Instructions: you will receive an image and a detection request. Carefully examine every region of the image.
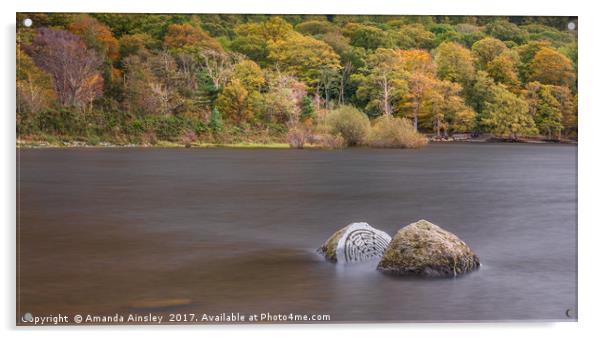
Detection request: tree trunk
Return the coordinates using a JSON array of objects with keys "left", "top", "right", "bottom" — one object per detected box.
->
[
  {"left": 383, "top": 75, "right": 390, "bottom": 116},
  {"left": 413, "top": 101, "right": 420, "bottom": 131}
]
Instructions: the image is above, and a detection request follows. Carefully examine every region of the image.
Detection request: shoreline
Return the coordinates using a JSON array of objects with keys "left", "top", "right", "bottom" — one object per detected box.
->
[{"left": 16, "top": 138, "right": 577, "bottom": 149}]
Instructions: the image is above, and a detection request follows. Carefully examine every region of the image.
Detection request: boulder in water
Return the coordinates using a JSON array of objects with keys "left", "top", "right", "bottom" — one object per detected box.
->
[
  {"left": 377, "top": 220, "right": 480, "bottom": 277},
  {"left": 318, "top": 222, "right": 391, "bottom": 263}
]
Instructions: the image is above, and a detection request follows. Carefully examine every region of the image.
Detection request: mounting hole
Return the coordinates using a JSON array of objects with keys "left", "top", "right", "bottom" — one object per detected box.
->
[
  {"left": 23, "top": 18, "right": 32, "bottom": 27},
  {"left": 567, "top": 22, "right": 576, "bottom": 30},
  {"left": 22, "top": 312, "right": 33, "bottom": 322}
]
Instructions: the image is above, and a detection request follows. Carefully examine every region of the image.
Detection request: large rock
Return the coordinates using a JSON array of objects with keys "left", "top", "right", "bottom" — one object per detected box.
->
[
  {"left": 317, "top": 222, "right": 391, "bottom": 263},
  {"left": 377, "top": 220, "right": 480, "bottom": 277}
]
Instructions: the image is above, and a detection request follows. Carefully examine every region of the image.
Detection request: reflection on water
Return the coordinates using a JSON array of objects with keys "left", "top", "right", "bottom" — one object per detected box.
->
[{"left": 17, "top": 144, "right": 577, "bottom": 322}]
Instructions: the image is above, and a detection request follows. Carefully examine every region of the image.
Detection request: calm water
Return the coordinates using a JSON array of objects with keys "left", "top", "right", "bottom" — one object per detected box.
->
[{"left": 17, "top": 144, "right": 577, "bottom": 323}]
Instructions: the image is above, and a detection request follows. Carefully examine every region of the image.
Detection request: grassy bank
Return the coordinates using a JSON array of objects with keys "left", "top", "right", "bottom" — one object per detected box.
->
[{"left": 16, "top": 139, "right": 327, "bottom": 149}]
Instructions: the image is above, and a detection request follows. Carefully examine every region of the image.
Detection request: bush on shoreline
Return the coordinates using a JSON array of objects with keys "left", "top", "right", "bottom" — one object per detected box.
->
[
  {"left": 324, "top": 105, "right": 371, "bottom": 146},
  {"left": 367, "top": 116, "right": 428, "bottom": 149}
]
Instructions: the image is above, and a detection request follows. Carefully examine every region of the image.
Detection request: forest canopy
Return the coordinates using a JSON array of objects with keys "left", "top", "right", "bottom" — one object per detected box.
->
[{"left": 16, "top": 14, "right": 578, "bottom": 147}]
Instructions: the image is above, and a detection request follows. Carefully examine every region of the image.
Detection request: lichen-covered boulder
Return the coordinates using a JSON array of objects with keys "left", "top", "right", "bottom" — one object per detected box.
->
[
  {"left": 317, "top": 222, "right": 391, "bottom": 263},
  {"left": 377, "top": 220, "right": 480, "bottom": 277}
]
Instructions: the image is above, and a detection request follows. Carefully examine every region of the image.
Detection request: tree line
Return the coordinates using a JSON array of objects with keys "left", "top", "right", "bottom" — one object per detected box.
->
[{"left": 16, "top": 13, "right": 578, "bottom": 146}]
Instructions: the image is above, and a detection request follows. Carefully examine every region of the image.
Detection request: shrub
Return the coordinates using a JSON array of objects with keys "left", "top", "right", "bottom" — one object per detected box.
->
[
  {"left": 324, "top": 105, "right": 370, "bottom": 146},
  {"left": 87, "top": 134, "right": 101, "bottom": 146},
  {"left": 209, "top": 107, "right": 223, "bottom": 131},
  {"left": 287, "top": 127, "right": 307, "bottom": 149},
  {"left": 317, "top": 133, "right": 345, "bottom": 150},
  {"left": 181, "top": 130, "right": 197, "bottom": 148},
  {"left": 140, "top": 131, "right": 157, "bottom": 146},
  {"left": 300, "top": 96, "right": 315, "bottom": 122},
  {"left": 367, "top": 116, "right": 428, "bottom": 148}
]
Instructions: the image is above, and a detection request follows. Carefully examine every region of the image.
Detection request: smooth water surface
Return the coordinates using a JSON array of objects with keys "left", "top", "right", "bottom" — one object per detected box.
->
[{"left": 17, "top": 144, "right": 577, "bottom": 322}]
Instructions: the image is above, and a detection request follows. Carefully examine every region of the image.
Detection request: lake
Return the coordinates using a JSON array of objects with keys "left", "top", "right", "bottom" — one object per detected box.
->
[{"left": 16, "top": 143, "right": 577, "bottom": 323}]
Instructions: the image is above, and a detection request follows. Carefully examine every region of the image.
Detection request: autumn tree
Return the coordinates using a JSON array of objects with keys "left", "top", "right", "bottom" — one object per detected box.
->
[
  {"left": 122, "top": 54, "right": 161, "bottom": 115},
  {"left": 68, "top": 15, "right": 123, "bottom": 100},
  {"left": 122, "top": 52, "right": 181, "bottom": 116},
  {"left": 258, "top": 74, "right": 307, "bottom": 124},
  {"left": 514, "top": 40, "right": 551, "bottom": 83},
  {"left": 17, "top": 49, "right": 56, "bottom": 132},
  {"left": 14, "top": 13, "right": 580, "bottom": 143},
  {"left": 119, "top": 33, "right": 154, "bottom": 59},
  {"left": 68, "top": 15, "right": 120, "bottom": 62},
  {"left": 164, "top": 23, "right": 223, "bottom": 52},
  {"left": 523, "top": 82, "right": 568, "bottom": 139},
  {"left": 215, "top": 79, "right": 250, "bottom": 124},
  {"left": 529, "top": 47, "right": 576, "bottom": 88},
  {"left": 195, "top": 49, "right": 242, "bottom": 91},
  {"left": 486, "top": 51, "right": 520, "bottom": 90},
  {"left": 398, "top": 49, "right": 436, "bottom": 130},
  {"left": 231, "top": 17, "right": 295, "bottom": 65},
  {"left": 420, "top": 80, "right": 475, "bottom": 136},
  {"left": 233, "top": 60, "right": 265, "bottom": 92},
  {"left": 268, "top": 34, "right": 341, "bottom": 92},
  {"left": 25, "top": 28, "right": 103, "bottom": 110},
  {"left": 550, "top": 85, "right": 577, "bottom": 136}
]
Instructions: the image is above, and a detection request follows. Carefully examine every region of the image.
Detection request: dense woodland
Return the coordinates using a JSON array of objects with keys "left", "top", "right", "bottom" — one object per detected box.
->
[{"left": 16, "top": 14, "right": 578, "bottom": 147}]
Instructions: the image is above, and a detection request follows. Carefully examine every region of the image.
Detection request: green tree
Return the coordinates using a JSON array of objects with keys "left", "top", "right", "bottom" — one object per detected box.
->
[
  {"left": 481, "top": 84, "right": 537, "bottom": 139},
  {"left": 353, "top": 48, "right": 408, "bottom": 117},
  {"left": 514, "top": 40, "right": 551, "bottom": 82},
  {"left": 296, "top": 20, "right": 338, "bottom": 36},
  {"left": 485, "top": 20, "right": 528, "bottom": 45},
  {"left": 393, "top": 24, "right": 435, "bottom": 50},
  {"left": 466, "top": 71, "right": 496, "bottom": 119},
  {"left": 343, "top": 23, "right": 392, "bottom": 50},
  {"left": 322, "top": 32, "right": 366, "bottom": 104},
  {"left": 434, "top": 42, "right": 475, "bottom": 85},
  {"left": 209, "top": 107, "right": 223, "bottom": 130},
  {"left": 471, "top": 37, "right": 507, "bottom": 69},
  {"left": 300, "top": 96, "right": 315, "bottom": 121}
]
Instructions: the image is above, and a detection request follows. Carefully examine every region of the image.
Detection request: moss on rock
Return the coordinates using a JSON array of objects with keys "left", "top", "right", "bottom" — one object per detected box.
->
[{"left": 377, "top": 219, "right": 480, "bottom": 277}]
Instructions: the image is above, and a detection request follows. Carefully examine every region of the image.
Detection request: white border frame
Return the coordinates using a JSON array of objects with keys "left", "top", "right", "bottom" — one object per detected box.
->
[{"left": 3, "top": 1, "right": 600, "bottom": 338}]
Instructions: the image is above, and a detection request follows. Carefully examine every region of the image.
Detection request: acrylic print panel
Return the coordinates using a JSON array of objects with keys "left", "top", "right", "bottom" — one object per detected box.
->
[{"left": 16, "top": 13, "right": 578, "bottom": 325}]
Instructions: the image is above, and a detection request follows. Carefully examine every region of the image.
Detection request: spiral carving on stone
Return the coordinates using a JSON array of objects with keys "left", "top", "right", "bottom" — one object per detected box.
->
[{"left": 335, "top": 222, "right": 392, "bottom": 263}]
